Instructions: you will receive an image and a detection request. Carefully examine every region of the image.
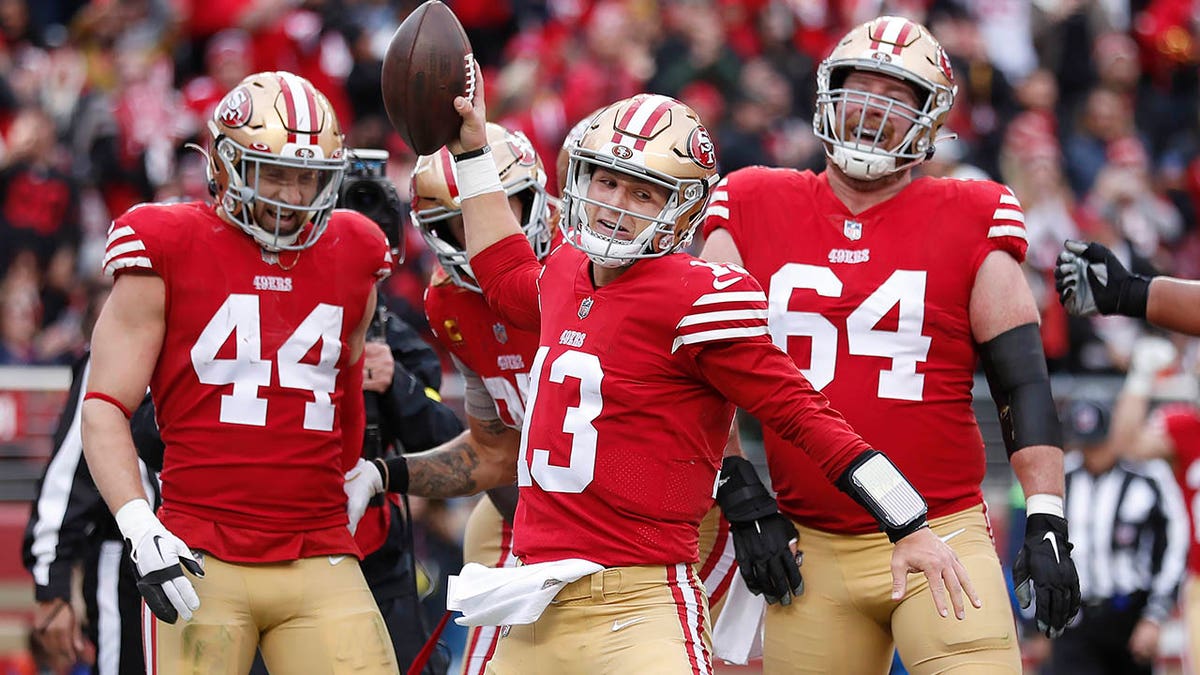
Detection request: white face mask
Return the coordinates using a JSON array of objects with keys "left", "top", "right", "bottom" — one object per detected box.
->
[{"left": 561, "top": 155, "right": 708, "bottom": 267}]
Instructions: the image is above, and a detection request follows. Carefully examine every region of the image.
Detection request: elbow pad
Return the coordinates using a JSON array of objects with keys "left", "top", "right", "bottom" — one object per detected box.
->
[
  {"left": 836, "top": 450, "right": 928, "bottom": 542},
  {"left": 978, "top": 323, "right": 1062, "bottom": 456}
]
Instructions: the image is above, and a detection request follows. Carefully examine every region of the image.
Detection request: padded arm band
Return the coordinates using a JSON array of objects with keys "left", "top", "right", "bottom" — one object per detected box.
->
[
  {"left": 977, "top": 322, "right": 1062, "bottom": 457},
  {"left": 836, "top": 450, "right": 928, "bottom": 543}
]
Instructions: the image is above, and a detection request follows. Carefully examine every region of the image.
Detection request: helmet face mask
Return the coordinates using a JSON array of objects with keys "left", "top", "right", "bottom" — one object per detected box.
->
[
  {"left": 410, "top": 124, "right": 553, "bottom": 291},
  {"left": 561, "top": 94, "right": 718, "bottom": 268},
  {"left": 207, "top": 72, "right": 347, "bottom": 252},
  {"left": 814, "top": 16, "right": 957, "bottom": 181}
]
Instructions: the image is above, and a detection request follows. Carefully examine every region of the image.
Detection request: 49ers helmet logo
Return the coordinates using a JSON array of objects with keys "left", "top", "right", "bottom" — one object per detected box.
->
[
  {"left": 935, "top": 46, "right": 954, "bottom": 84},
  {"left": 218, "top": 86, "right": 253, "bottom": 128},
  {"left": 506, "top": 130, "right": 537, "bottom": 166},
  {"left": 687, "top": 126, "right": 716, "bottom": 169}
]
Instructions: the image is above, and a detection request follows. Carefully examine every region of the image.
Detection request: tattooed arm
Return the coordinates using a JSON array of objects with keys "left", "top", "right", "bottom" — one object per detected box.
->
[{"left": 403, "top": 414, "right": 521, "bottom": 498}]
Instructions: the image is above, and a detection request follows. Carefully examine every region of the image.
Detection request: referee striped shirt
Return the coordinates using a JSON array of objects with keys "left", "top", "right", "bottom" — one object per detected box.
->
[
  {"left": 21, "top": 352, "right": 158, "bottom": 675},
  {"left": 1064, "top": 452, "right": 1189, "bottom": 621}
]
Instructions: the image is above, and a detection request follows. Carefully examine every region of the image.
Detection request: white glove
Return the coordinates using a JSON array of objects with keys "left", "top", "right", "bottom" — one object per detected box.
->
[
  {"left": 343, "top": 458, "right": 384, "bottom": 535},
  {"left": 115, "top": 499, "right": 203, "bottom": 624},
  {"left": 1125, "top": 336, "right": 1177, "bottom": 396}
]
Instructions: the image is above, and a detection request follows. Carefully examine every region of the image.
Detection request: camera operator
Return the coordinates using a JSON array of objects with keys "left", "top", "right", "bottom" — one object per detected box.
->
[{"left": 340, "top": 149, "right": 464, "bottom": 675}]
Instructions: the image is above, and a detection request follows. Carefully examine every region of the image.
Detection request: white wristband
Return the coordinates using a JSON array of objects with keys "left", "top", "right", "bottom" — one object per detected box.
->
[
  {"left": 1025, "top": 493, "right": 1064, "bottom": 519},
  {"left": 455, "top": 150, "right": 503, "bottom": 200},
  {"left": 114, "top": 498, "right": 158, "bottom": 544}
]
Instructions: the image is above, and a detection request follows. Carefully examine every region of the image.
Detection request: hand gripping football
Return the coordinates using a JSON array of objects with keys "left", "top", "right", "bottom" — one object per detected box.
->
[{"left": 381, "top": 0, "right": 476, "bottom": 155}]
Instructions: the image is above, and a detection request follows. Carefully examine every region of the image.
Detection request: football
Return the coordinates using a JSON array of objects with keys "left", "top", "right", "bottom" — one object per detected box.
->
[{"left": 381, "top": 0, "right": 475, "bottom": 156}]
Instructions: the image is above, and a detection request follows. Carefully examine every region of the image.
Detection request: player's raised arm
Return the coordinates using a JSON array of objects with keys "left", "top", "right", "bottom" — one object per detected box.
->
[{"left": 448, "top": 62, "right": 523, "bottom": 257}]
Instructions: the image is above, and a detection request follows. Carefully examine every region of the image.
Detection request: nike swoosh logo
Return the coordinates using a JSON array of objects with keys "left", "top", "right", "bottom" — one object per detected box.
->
[
  {"left": 611, "top": 617, "right": 647, "bottom": 632},
  {"left": 712, "top": 277, "right": 743, "bottom": 290},
  {"left": 1042, "top": 532, "right": 1061, "bottom": 564},
  {"left": 717, "top": 477, "right": 730, "bottom": 489},
  {"left": 329, "top": 555, "right": 348, "bottom": 566},
  {"left": 939, "top": 528, "right": 966, "bottom": 544}
]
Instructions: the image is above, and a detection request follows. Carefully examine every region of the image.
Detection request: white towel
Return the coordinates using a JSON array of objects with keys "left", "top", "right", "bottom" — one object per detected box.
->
[
  {"left": 447, "top": 558, "right": 604, "bottom": 627},
  {"left": 712, "top": 573, "right": 764, "bottom": 665}
]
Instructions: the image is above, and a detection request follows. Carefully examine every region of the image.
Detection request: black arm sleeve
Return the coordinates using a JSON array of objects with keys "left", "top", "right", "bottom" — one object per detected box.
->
[{"left": 978, "top": 323, "right": 1063, "bottom": 456}]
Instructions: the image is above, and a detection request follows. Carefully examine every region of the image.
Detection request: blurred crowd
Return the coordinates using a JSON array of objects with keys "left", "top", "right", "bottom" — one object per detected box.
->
[{"left": 2, "top": 0, "right": 1200, "bottom": 378}]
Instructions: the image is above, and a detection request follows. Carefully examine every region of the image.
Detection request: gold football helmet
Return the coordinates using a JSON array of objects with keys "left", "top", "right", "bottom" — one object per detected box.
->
[
  {"left": 410, "top": 123, "right": 553, "bottom": 292},
  {"left": 814, "top": 16, "right": 957, "bottom": 180},
  {"left": 562, "top": 94, "right": 718, "bottom": 267},
  {"left": 207, "top": 71, "right": 346, "bottom": 251}
]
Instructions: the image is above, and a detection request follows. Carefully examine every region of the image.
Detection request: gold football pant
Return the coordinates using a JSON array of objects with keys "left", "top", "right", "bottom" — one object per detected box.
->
[
  {"left": 485, "top": 564, "right": 714, "bottom": 675},
  {"left": 1184, "top": 574, "right": 1200, "bottom": 673},
  {"left": 763, "top": 505, "right": 1020, "bottom": 674},
  {"left": 145, "top": 553, "right": 398, "bottom": 675},
  {"left": 461, "top": 498, "right": 518, "bottom": 675},
  {"left": 696, "top": 505, "right": 736, "bottom": 622},
  {"left": 462, "top": 502, "right": 733, "bottom": 675}
]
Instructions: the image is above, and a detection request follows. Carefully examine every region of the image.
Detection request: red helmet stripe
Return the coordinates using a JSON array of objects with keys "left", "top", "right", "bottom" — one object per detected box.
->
[
  {"left": 618, "top": 97, "right": 643, "bottom": 129},
  {"left": 892, "top": 21, "right": 914, "bottom": 54},
  {"left": 277, "top": 73, "right": 299, "bottom": 145},
  {"left": 439, "top": 149, "right": 459, "bottom": 200},
  {"left": 869, "top": 17, "right": 889, "bottom": 50},
  {"left": 633, "top": 99, "right": 675, "bottom": 150},
  {"left": 300, "top": 81, "right": 319, "bottom": 145}
]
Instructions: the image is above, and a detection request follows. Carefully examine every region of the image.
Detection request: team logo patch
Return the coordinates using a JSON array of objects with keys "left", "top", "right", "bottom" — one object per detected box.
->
[
  {"left": 578, "top": 297, "right": 594, "bottom": 319},
  {"left": 687, "top": 126, "right": 716, "bottom": 169},
  {"left": 493, "top": 322, "right": 508, "bottom": 344},
  {"left": 507, "top": 130, "right": 537, "bottom": 166},
  {"left": 294, "top": 147, "right": 315, "bottom": 159},
  {"left": 936, "top": 46, "right": 954, "bottom": 84},
  {"left": 843, "top": 219, "right": 863, "bottom": 241},
  {"left": 218, "top": 86, "right": 252, "bottom": 128},
  {"left": 443, "top": 319, "right": 464, "bottom": 344},
  {"left": 612, "top": 145, "right": 633, "bottom": 160}
]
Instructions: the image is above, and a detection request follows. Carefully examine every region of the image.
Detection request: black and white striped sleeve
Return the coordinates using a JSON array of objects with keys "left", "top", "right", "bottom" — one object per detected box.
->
[
  {"left": 1144, "top": 459, "right": 1189, "bottom": 622},
  {"left": 21, "top": 354, "right": 159, "bottom": 602},
  {"left": 22, "top": 356, "right": 105, "bottom": 601}
]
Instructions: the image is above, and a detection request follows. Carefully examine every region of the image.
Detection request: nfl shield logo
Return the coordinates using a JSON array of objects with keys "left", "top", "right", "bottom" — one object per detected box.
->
[
  {"left": 578, "top": 297, "right": 594, "bottom": 319},
  {"left": 843, "top": 219, "right": 862, "bottom": 241},
  {"left": 493, "top": 322, "right": 508, "bottom": 344}
]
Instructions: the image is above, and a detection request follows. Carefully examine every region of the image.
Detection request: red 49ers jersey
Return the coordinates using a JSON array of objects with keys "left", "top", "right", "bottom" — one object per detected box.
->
[
  {"left": 103, "top": 202, "right": 391, "bottom": 562},
  {"left": 703, "top": 168, "right": 1028, "bottom": 534},
  {"left": 425, "top": 268, "right": 541, "bottom": 429},
  {"left": 1159, "top": 403, "right": 1200, "bottom": 575},
  {"left": 471, "top": 235, "right": 868, "bottom": 567}
]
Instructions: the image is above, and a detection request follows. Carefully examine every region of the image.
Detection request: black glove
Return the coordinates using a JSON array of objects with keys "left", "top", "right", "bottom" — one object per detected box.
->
[
  {"left": 1055, "top": 240, "right": 1151, "bottom": 318},
  {"left": 1013, "top": 513, "right": 1081, "bottom": 638},
  {"left": 715, "top": 456, "right": 803, "bottom": 605}
]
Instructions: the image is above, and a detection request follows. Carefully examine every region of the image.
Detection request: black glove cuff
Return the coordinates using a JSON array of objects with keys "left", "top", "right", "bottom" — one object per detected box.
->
[
  {"left": 381, "top": 455, "right": 410, "bottom": 493},
  {"left": 716, "top": 456, "right": 778, "bottom": 522},
  {"left": 1026, "top": 512, "right": 1070, "bottom": 540},
  {"left": 1118, "top": 274, "right": 1152, "bottom": 318}
]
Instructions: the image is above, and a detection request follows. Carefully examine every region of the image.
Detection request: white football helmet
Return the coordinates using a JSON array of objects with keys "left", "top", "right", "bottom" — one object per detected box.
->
[
  {"left": 814, "top": 16, "right": 957, "bottom": 180},
  {"left": 562, "top": 94, "right": 719, "bottom": 268},
  {"left": 410, "top": 123, "right": 553, "bottom": 292},
  {"left": 207, "top": 71, "right": 346, "bottom": 251}
]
